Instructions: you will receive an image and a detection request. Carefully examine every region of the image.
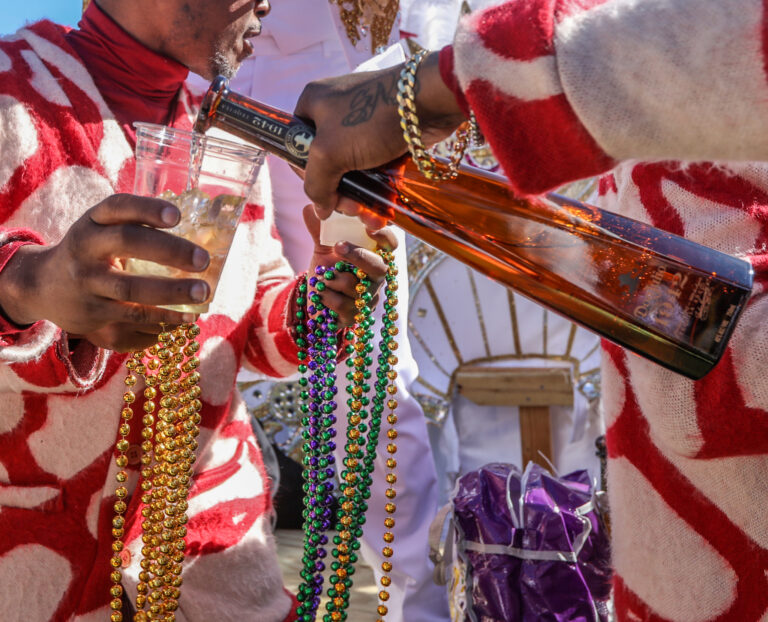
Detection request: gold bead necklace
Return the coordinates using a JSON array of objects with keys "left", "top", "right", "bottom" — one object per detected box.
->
[
  {"left": 377, "top": 250, "right": 399, "bottom": 621},
  {"left": 110, "top": 323, "right": 202, "bottom": 621}
]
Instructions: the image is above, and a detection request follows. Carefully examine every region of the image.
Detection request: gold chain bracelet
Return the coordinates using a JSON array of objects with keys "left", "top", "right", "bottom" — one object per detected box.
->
[{"left": 396, "top": 50, "right": 472, "bottom": 182}]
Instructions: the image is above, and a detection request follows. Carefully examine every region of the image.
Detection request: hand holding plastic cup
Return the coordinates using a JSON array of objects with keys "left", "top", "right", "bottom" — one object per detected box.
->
[{"left": 126, "top": 123, "right": 265, "bottom": 313}]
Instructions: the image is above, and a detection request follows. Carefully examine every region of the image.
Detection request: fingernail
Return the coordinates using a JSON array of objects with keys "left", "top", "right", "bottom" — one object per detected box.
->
[
  {"left": 182, "top": 313, "right": 197, "bottom": 323},
  {"left": 337, "top": 242, "right": 351, "bottom": 255},
  {"left": 192, "top": 248, "right": 210, "bottom": 270},
  {"left": 190, "top": 282, "right": 209, "bottom": 302},
  {"left": 161, "top": 206, "right": 179, "bottom": 226}
]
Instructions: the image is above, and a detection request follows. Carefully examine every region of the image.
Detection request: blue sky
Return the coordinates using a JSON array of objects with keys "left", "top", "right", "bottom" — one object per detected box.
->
[{"left": 1, "top": 1, "right": 81, "bottom": 35}]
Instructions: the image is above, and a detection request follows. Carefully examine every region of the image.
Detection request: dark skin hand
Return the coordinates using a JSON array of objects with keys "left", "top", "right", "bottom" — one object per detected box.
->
[
  {"left": 0, "top": 199, "right": 396, "bottom": 352},
  {"left": 0, "top": 0, "right": 400, "bottom": 352},
  {"left": 0, "top": 195, "right": 211, "bottom": 353},
  {"left": 303, "top": 204, "right": 397, "bottom": 326},
  {"left": 294, "top": 51, "right": 467, "bottom": 220},
  {"left": 0, "top": 0, "right": 281, "bottom": 354}
]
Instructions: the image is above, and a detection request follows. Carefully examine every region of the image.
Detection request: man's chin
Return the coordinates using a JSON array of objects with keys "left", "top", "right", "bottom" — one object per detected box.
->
[{"left": 208, "top": 52, "right": 239, "bottom": 80}]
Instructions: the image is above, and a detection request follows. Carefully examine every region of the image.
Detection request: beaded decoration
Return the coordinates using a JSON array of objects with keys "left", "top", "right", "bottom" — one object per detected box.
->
[
  {"left": 111, "top": 323, "right": 202, "bottom": 621},
  {"left": 330, "top": 0, "right": 399, "bottom": 54},
  {"left": 295, "top": 249, "right": 399, "bottom": 622}
]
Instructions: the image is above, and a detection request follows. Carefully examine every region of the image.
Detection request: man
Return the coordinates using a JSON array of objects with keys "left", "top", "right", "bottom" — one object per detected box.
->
[
  {"left": 219, "top": 2, "right": 451, "bottom": 620},
  {"left": 0, "top": 1, "right": 393, "bottom": 620},
  {"left": 292, "top": 0, "right": 768, "bottom": 620}
]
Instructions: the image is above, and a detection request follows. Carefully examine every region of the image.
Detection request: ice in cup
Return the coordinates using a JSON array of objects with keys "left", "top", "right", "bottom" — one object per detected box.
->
[{"left": 126, "top": 123, "right": 265, "bottom": 313}]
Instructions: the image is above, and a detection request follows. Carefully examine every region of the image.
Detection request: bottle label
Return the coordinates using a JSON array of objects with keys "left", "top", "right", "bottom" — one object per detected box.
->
[
  {"left": 215, "top": 99, "right": 314, "bottom": 164},
  {"left": 284, "top": 124, "right": 314, "bottom": 161},
  {"left": 628, "top": 262, "right": 737, "bottom": 356},
  {"left": 217, "top": 99, "right": 286, "bottom": 139}
]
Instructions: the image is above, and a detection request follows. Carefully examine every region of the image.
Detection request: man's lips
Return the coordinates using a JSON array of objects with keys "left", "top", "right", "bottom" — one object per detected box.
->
[
  {"left": 242, "top": 25, "right": 261, "bottom": 56},
  {"left": 244, "top": 25, "right": 262, "bottom": 40}
]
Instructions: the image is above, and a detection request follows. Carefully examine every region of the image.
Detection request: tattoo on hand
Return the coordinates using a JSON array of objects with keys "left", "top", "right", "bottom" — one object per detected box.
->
[{"left": 341, "top": 76, "right": 400, "bottom": 127}]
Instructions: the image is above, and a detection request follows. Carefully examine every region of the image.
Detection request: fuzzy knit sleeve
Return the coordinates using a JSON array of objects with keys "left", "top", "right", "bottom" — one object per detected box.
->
[
  {"left": 441, "top": 0, "right": 768, "bottom": 194},
  {"left": 0, "top": 230, "right": 44, "bottom": 336},
  {"left": 0, "top": 30, "right": 116, "bottom": 393},
  {"left": 241, "top": 266, "right": 303, "bottom": 379},
  {"left": 237, "top": 170, "right": 302, "bottom": 378}
]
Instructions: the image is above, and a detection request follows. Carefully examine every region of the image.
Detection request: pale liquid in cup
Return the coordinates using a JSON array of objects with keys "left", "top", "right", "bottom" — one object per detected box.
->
[
  {"left": 126, "top": 123, "right": 262, "bottom": 315},
  {"left": 126, "top": 188, "right": 245, "bottom": 314}
]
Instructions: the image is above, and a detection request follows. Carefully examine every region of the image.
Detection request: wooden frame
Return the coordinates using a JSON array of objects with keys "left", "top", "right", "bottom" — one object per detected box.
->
[{"left": 455, "top": 366, "right": 573, "bottom": 467}]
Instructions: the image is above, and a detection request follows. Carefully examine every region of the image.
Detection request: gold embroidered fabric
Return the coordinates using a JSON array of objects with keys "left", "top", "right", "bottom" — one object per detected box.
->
[{"left": 331, "top": 0, "right": 399, "bottom": 54}]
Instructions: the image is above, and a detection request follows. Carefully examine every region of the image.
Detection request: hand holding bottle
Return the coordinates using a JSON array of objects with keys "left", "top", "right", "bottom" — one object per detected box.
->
[
  {"left": 294, "top": 51, "right": 466, "bottom": 219},
  {"left": 197, "top": 76, "right": 754, "bottom": 379},
  {"left": 0, "top": 194, "right": 212, "bottom": 352}
]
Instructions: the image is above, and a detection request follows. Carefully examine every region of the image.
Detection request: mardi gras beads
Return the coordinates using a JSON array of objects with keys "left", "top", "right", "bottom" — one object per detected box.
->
[
  {"left": 296, "top": 270, "right": 340, "bottom": 620},
  {"left": 110, "top": 323, "right": 201, "bottom": 622},
  {"left": 374, "top": 250, "right": 399, "bottom": 620},
  {"left": 296, "top": 250, "right": 399, "bottom": 622},
  {"left": 325, "top": 266, "right": 376, "bottom": 622}
]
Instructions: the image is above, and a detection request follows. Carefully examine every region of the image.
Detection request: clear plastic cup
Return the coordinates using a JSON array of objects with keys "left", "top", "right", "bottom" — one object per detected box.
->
[{"left": 127, "top": 123, "right": 265, "bottom": 313}]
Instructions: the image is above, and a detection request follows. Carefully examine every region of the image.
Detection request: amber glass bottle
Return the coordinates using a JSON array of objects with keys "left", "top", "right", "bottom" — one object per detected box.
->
[{"left": 196, "top": 77, "right": 753, "bottom": 380}]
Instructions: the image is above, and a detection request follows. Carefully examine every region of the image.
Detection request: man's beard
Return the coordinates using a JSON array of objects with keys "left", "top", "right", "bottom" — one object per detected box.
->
[{"left": 209, "top": 50, "right": 237, "bottom": 79}]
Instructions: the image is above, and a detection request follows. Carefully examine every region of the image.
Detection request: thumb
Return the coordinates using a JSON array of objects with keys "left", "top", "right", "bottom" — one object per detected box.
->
[
  {"left": 302, "top": 203, "right": 325, "bottom": 246},
  {"left": 302, "top": 145, "right": 341, "bottom": 220}
]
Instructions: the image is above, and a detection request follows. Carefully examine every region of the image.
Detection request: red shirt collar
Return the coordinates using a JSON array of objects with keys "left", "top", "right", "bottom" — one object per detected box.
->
[{"left": 66, "top": 1, "right": 190, "bottom": 135}]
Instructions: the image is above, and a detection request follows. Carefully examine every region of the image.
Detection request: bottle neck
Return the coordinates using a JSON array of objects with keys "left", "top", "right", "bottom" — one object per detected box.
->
[{"left": 196, "top": 77, "right": 315, "bottom": 169}]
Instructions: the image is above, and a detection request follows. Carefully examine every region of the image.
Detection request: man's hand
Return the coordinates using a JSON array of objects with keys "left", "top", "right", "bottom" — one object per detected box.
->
[
  {"left": 303, "top": 205, "right": 397, "bottom": 328},
  {"left": 294, "top": 51, "right": 466, "bottom": 220},
  {"left": 0, "top": 194, "right": 213, "bottom": 352}
]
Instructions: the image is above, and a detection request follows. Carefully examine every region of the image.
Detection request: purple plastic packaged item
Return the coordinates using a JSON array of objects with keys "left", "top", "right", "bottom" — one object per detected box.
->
[{"left": 431, "top": 462, "right": 612, "bottom": 621}]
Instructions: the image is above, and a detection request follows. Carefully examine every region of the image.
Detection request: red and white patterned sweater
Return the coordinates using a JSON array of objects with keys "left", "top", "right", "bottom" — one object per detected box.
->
[
  {"left": 0, "top": 19, "right": 300, "bottom": 622},
  {"left": 441, "top": 0, "right": 768, "bottom": 620}
]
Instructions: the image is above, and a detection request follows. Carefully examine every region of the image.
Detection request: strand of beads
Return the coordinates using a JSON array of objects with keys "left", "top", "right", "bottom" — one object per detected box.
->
[
  {"left": 110, "top": 350, "right": 147, "bottom": 617},
  {"left": 296, "top": 269, "right": 340, "bottom": 621},
  {"left": 374, "top": 251, "right": 399, "bottom": 621},
  {"left": 325, "top": 265, "right": 376, "bottom": 622},
  {"left": 110, "top": 323, "right": 202, "bottom": 622},
  {"left": 295, "top": 250, "right": 399, "bottom": 622}
]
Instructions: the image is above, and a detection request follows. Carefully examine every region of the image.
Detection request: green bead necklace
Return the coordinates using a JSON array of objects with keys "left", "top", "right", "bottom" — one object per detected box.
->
[{"left": 295, "top": 250, "right": 400, "bottom": 622}]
